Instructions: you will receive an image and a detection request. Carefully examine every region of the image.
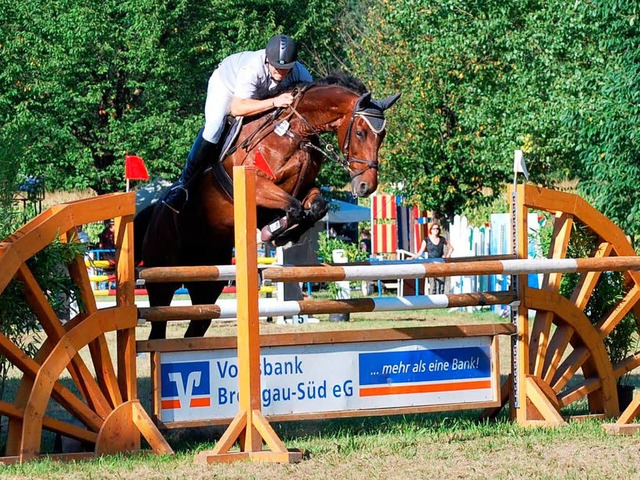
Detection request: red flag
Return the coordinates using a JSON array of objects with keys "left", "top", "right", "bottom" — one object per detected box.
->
[
  {"left": 125, "top": 155, "right": 149, "bottom": 181},
  {"left": 254, "top": 149, "right": 275, "bottom": 180}
]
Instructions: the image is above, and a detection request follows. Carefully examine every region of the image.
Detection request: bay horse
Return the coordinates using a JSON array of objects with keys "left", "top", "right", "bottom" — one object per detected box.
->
[{"left": 135, "top": 72, "right": 400, "bottom": 339}]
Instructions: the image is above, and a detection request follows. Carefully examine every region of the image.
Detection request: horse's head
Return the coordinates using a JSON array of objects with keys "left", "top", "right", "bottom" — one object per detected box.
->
[{"left": 338, "top": 91, "right": 401, "bottom": 197}]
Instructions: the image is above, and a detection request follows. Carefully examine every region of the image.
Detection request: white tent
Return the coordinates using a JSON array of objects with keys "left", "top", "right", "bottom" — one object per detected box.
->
[{"left": 321, "top": 199, "right": 370, "bottom": 224}]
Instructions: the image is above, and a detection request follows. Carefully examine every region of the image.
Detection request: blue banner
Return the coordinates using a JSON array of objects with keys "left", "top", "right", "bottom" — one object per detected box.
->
[{"left": 359, "top": 347, "right": 490, "bottom": 385}]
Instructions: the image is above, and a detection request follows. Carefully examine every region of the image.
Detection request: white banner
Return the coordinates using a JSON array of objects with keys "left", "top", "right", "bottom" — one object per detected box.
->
[{"left": 158, "top": 336, "right": 497, "bottom": 423}]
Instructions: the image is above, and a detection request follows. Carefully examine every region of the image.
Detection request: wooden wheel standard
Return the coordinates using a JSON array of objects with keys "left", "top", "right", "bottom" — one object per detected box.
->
[
  {"left": 514, "top": 185, "right": 640, "bottom": 429},
  {"left": 0, "top": 194, "right": 172, "bottom": 463}
]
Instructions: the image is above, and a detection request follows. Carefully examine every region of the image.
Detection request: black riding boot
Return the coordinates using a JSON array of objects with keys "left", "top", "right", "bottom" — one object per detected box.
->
[{"left": 163, "top": 129, "right": 219, "bottom": 213}]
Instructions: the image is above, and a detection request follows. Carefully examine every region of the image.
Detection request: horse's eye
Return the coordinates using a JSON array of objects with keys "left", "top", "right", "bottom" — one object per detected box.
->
[{"left": 356, "top": 129, "right": 366, "bottom": 139}]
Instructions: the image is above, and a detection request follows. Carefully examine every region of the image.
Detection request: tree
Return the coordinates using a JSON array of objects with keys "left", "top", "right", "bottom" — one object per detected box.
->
[
  {"left": 567, "top": 1, "right": 640, "bottom": 245},
  {"left": 344, "top": 0, "right": 601, "bottom": 221},
  {"left": 0, "top": 0, "right": 348, "bottom": 194}
]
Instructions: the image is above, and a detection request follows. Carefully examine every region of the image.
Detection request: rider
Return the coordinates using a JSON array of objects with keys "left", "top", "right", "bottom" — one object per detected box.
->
[{"left": 163, "top": 34, "right": 314, "bottom": 213}]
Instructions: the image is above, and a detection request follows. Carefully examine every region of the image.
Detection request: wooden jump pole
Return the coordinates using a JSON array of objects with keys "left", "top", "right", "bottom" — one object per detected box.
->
[
  {"left": 139, "top": 291, "right": 517, "bottom": 322},
  {"left": 261, "top": 256, "right": 640, "bottom": 283},
  {"left": 195, "top": 166, "right": 302, "bottom": 464}
]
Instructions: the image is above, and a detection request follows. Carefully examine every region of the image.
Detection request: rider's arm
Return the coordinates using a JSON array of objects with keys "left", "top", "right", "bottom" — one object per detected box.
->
[{"left": 229, "top": 94, "right": 291, "bottom": 117}]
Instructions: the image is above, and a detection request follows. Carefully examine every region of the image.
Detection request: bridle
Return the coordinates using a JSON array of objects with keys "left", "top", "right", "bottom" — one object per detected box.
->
[{"left": 284, "top": 87, "right": 384, "bottom": 179}]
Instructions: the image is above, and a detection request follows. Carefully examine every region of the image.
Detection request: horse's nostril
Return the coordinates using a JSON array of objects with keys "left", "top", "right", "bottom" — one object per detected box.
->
[{"left": 358, "top": 182, "right": 369, "bottom": 196}]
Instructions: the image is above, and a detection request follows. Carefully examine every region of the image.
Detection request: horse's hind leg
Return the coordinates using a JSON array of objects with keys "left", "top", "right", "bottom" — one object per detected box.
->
[
  {"left": 184, "top": 281, "right": 226, "bottom": 337},
  {"left": 147, "top": 283, "right": 179, "bottom": 340}
]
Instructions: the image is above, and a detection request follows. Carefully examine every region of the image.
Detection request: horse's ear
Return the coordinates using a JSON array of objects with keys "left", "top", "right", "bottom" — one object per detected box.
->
[
  {"left": 374, "top": 93, "right": 401, "bottom": 111},
  {"left": 355, "top": 92, "right": 372, "bottom": 111}
]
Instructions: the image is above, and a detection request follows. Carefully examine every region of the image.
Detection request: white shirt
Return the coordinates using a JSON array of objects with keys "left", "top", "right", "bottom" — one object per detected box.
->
[
  {"left": 202, "top": 49, "right": 312, "bottom": 143},
  {"left": 216, "top": 49, "right": 313, "bottom": 98}
]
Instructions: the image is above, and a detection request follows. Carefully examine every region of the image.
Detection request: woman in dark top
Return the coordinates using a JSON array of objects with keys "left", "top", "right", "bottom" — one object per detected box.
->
[{"left": 412, "top": 223, "right": 454, "bottom": 294}]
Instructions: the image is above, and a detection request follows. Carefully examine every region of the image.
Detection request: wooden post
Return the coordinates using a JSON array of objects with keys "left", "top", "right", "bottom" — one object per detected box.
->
[
  {"left": 195, "top": 166, "right": 302, "bottom": 464},
  {"left": 514, "top": 184, "right": 565, "bottom": 426}
]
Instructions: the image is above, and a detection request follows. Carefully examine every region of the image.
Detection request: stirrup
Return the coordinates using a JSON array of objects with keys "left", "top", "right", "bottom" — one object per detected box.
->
[{"left": 162, "top": 186, "right": 188, "bottom": 214}]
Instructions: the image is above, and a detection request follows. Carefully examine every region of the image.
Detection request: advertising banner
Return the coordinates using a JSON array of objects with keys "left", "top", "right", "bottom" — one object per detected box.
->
[{"left": 158, "top": 336, "right": 497, "bottom": 423}]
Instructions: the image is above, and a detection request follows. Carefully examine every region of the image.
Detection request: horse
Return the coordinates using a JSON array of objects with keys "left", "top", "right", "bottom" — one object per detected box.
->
[{"left": 135, "top": 72, "right": 400, "bottom": 340}]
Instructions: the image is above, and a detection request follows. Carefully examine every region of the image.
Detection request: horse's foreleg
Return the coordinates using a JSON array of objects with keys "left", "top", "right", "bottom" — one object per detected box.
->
[
  {"left": 254, "top": 178, "right": 305, "bottom": 241},
  {"left": 273, "top": 187, "right": 329, "bottom": 246}
]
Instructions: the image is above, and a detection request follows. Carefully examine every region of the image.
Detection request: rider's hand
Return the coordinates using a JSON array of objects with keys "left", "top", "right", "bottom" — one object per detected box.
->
[{"left": 272, "top": 93, "right": 294, "bottom": 108}]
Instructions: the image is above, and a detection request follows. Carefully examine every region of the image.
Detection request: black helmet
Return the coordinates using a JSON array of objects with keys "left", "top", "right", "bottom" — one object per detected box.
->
[{"left": 266, "top": 35, "right": 298, "bottom": 69}]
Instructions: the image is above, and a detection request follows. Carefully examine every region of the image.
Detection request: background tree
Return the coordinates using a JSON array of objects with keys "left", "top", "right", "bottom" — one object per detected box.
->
[
  {"left": 567, "top": 1, "right": 640, "bottom": 245},
  {"left": 344, "top": 0, "right": 604, "bottom": 222},
  {"left": 0, "top": 0, "right": 347, "bottom": 194}
]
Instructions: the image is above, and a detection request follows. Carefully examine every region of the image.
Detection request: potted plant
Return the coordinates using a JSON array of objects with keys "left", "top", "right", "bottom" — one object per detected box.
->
[{"left": 317, "top": 231, "right": 368, "bottom": 321}]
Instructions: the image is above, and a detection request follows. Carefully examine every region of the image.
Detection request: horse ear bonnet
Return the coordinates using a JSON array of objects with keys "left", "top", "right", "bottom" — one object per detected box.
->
[{"left": 354, "top": 92, "right": 401, "bottom": 134}]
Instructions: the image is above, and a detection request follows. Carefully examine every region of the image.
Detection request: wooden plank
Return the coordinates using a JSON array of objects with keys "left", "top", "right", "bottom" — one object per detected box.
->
[
  {"left": 16, "top": 264, "right": 114, "bottom": 418},
  {"left": 558, "top": 377, "right": 602, "bottom": 408},
  {"left": 550, "top": 347, "right": 589, "bottom": 393},
  {"left": 233, "top": 166, "right": 262, "bottom": 453},
  {"left": 530, "top": 213, "right": 574, "bottom": 376},
  {"left": 569, "top": 242, "right": 611, "bottom": 311},
  {"left": 527, "top": 375, "right": 562, "bottom": 412},
  {"left": 251, "top": 409, "right": 288, "bottom": 453},
  {"left": 20, "top": 307, "right": 137, "bottom": 462},
  {"left": 530, "top": 311, "right": 555, "bottom": 377},
  {"left": 131, "top": 400, "right": 173, "bottom": 455},
  {"left": 0, "top": 245, "right": 23, "bottom": 294},
  {"left": 137, "top": 324, "right": 516, "bottom": 353},
  {"left": 542, "top": 323, "right": 574, "bottom": 384},
  {"left": 527, "top": 288, "right": 618, "bottom": 416},
  {"left": 160, "top": 398, "right": 503, "bottom": 429},
  {"left": 151, "top": 352, "right": 161, "bottom": 421},
  {"left": 602, "top": 424, "right": 640, "bottom": 435},
  {"left": 0, "top": 400, "right": 97, "bottom": 444},
  {"left": 597, "top": 285, "right": 640, "bottom": 337},
  {"left": 616, "top": 391, "right": 640, "bottom": 425},
  {"left": 95, "top": 401, "right": 140, "bottom": 455},
  {"left": 0, "top": 332, "right": 103, "bottom": 432},
  {"left": 64, "top": 235, "right": 124, "bottom": 411},
  {"left": 613, "top": 352, "right": 640, "bottom": 382}
]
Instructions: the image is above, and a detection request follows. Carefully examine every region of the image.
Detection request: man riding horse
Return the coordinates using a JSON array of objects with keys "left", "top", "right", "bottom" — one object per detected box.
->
[{"left": 163, "top": 34, "right": 312, "bottom": 214}]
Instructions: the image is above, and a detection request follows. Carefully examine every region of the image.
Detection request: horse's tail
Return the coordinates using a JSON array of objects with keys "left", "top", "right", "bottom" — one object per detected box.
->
[{"left": 133, "top": 204, "right": 155, "bottom": 264}]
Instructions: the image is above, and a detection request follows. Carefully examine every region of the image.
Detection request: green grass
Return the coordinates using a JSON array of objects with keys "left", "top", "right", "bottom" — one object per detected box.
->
[
  {"left": 1, "top": 308, "right": 639, "bottom": 479},
  {"left": 1, "top": 415, "right": 639, "bottom": 479}
]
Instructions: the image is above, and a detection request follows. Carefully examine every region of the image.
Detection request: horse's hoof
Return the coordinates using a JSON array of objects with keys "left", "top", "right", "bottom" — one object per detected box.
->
[{"left": 260, "top": 216, "right": 288, "bottom": 242}]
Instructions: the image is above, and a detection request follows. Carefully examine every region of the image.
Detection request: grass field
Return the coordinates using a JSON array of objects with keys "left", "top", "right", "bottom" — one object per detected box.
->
[{"left": 1, "top": 308, "right": 639, "bottom": 479}]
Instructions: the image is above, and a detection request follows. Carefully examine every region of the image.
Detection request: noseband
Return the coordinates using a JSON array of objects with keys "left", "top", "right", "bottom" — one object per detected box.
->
[{"left": 340, "top": 110, "right": 385, "bottom": 179}]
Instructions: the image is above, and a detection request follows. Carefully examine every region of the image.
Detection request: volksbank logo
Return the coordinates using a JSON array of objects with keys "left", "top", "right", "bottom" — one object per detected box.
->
[{"left": 161, "top": 361, "right": 211, "bottom": 410}]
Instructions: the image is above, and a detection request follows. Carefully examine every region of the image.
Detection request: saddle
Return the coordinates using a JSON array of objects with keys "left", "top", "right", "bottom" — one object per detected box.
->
[{"left": 204, "top": 116, "right": 244, "bottom": 200}]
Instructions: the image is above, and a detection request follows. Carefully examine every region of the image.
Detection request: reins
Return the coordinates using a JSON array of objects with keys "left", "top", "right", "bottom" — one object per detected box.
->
[
  {"left": 214, "top": 83, "right": 384, "bottom": 201},
  {"left": 285, "top": 88, "right": 382, "bottom": 179}
]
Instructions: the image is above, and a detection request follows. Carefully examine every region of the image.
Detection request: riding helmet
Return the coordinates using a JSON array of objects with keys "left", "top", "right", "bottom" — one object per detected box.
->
[{"left": 266, "top": 35, "right": 298, "bottom": 69}]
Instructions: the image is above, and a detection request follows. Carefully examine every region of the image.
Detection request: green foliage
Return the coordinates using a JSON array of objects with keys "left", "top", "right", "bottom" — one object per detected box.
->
[
  {"left": 566, "top": 2, "right": 640, "bottom": 245},
  {"left": 317, "top": 231, "right": 368, "bottom": 264},
  {"left": 317, "top": 231, "right": 368, "bottom": 297},
  {"left": 343, "top": 0, "right": 638, "bottom": 227},
  {"left": 0, "top": 0, "right": 348, "bottom": 194},
  {"left": 0, "top": 131, "right": 87, "bottom": 412}
]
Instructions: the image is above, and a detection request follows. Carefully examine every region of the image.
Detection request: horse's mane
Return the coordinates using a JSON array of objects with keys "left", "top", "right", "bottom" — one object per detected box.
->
[
  {"left": 255, "top": 71, "right": 368, "bottom": 99},
  {"left": 313, "top": 71, "right": 368, "bottom": 94}
]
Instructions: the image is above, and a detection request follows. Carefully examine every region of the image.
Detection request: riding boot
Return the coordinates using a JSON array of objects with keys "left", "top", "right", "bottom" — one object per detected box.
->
[{"left": 163, "top": 129, "right": 219, "bottom": 213}]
